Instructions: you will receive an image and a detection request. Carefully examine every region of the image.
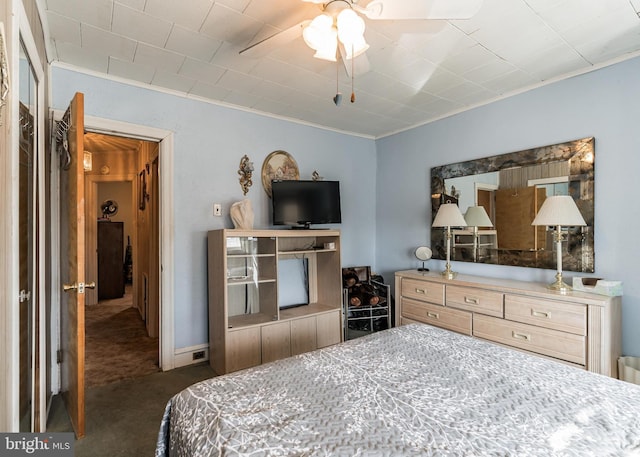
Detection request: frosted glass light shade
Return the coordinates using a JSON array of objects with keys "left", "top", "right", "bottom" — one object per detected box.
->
[
  {"left": 313, "top": 31, "right": 338, "bottom": 61},
  {"left": 303, "top": 9, "right": 369, "bottom": 62},
  {"left": 337, "top": 9, "right": 365, "bottom": 44},
  {"left": 531, "top": 195, "right": 586, "bottom": 226},
  {"left": 464, "top": 206, "right": 493, "bottom": 227},
  {"left": 433, "top": 203, "right": 467, "bottom": 228},
  {"left": 340, "top": 36, "right": 369, "bottom": 59},
  {"left": 303, "top": 14, "right": 334, "bottom": 51}
]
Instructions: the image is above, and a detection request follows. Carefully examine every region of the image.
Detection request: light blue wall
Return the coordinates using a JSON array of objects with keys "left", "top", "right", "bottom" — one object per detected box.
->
[
  {"left": 52, "top": 68, "right": 377, "bottom": 349},
  {"left": 53, "top": 54, "right": 640, "bottom": 357},
  {"left": 375, "top": 55, "right": 640, "bottom": 357}
]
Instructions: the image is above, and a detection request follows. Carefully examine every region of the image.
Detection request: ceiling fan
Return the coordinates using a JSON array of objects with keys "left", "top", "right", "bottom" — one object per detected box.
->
[{"left": 239, "top": 0, "right": 483, "bottom": 71}]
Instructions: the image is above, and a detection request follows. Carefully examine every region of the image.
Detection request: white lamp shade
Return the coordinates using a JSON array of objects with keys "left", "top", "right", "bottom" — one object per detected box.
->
[
  {"left": 303, "top": 14, "right": 334, "bottom": 51},
  {"left": 339, "top": 36, "right": 369, "bottom": 60},
  {"left": 337, "top": 9, "right": 365, "bottom": 44},
  {"left": 464, "top": 206, "right": 493, "bottom": 227},
  {"left": 312, "top": 31, "right": 338, "bottom": 61},
  {"left": 531, "top": 195, "right": 586, "bottom": 226},
  {"left": 432, "top": 203, "right": 467, "bottom": 228}
]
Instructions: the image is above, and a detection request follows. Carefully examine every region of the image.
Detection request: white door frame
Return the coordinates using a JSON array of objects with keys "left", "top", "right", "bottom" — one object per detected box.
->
[
  {"left": 50, "top": 113, "right": 175, "bottom": 392},
  {"left": 3, "top": 0, "right": 48, "bottom": 432}
]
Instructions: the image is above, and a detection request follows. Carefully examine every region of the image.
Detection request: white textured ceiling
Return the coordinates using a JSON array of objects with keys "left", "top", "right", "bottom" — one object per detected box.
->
[{"left": 42, "top": 0, "right": 640, "bottom": 138}]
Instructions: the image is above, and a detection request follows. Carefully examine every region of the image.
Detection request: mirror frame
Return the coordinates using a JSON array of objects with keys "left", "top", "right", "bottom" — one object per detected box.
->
[{"left": 430, "top": 137, "right": 595, "bottom": 273}]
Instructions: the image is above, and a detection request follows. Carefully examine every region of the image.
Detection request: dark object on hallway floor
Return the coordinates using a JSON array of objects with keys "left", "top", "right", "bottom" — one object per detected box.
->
[{"left": 47, "top": 363, "right": 214, "bottom": 457}]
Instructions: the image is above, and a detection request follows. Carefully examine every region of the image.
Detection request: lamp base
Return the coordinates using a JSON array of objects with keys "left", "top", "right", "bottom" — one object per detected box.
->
[
  {"left": 547, "top": 273, "right": 571, "bottom": 294},
  {"left": 441, "top": 268, "right": 457, "bottom": 280}
]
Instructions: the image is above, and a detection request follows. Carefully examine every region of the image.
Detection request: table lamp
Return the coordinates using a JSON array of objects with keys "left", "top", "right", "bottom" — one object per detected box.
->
[
  {"left": 531, "top": 195, "right": 586, "bottom": 293},
  {"left": 464, "top": 206, "right": 493, "bottom": 261},
  {"left": 432, "top": 203, "right": 467, "bottom": 279}
]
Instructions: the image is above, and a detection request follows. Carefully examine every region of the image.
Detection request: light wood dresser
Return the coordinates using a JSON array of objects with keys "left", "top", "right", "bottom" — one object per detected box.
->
[{"left": 395, "top": 270, "right": 621, "bottom": 377}]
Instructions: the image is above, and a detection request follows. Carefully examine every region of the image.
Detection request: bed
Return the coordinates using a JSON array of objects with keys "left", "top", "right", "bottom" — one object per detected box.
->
[{"left": 156, "top": 323, "right": 640, "bottom": 456}]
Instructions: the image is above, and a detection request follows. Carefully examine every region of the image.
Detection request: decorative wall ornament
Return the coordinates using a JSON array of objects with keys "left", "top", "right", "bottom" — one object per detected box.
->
[
  {"left": 238, "top": 154, "right": 254, "bottom": 196},
  {"left": 261, "top": 150, "right": 299, "bottom": 197},
  {"left": 83, "top": 151, "right": 93, "bottom": 171}
]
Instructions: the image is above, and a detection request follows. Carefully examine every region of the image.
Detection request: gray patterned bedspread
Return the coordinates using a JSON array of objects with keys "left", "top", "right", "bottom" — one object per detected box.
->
[{"left": 156, "top": 323, "right": 640, "bottom": 456}]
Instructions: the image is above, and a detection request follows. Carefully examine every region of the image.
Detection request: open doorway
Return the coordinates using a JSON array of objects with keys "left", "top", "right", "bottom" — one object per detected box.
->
[{"left": 83, "top": 132, "right": 161, "bottom": 387}]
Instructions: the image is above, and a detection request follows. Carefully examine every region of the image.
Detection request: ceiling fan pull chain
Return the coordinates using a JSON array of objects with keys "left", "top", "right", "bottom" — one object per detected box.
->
[
  {"left": 333, "top": 57, "right": 342, "bottom": 106},
  {"left": 351, "top": 44, "right": 356, "bottom": 103}
]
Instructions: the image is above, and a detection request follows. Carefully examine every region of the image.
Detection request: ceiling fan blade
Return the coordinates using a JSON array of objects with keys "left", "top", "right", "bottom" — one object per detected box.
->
[
  {"left": 356, "top": 0, "right": 483, "bottom": 20},
  {"left": 240, "top": 20, "right": 311, "bottom": 58},
  {"left": 339, "top": 45, "right": 371, "bottom": 78}
]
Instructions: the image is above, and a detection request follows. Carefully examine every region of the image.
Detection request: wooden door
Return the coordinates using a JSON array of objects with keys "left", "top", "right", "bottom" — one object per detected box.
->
[
  {"left": 261, "top": 321, "right": 291, "bottom": 363},
  {"left": 59, "top": 93, "right": 86, "bottom": 438},
  {"left": 290, "top": 316, "right": 316, "bottom": 356},
  {"left": 477, "top": 189, "right": 494, "bottom": 225},
  {"left": 495, "top": 187, "right": 546, "bottom": 251}
]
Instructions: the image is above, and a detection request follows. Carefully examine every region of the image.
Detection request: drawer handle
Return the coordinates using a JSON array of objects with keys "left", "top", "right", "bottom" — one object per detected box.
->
[
  {"left": 415, "top": 288, "right": 426, "bottom": 294},
  {"left": 531, "top": 310, "right": 550, "bottom": 318},
  {"left": 512, "top": 331, "right": 531, "bottom": 341},
  {"left": 426, "top": 311, "right": 439, "bottom": 319},
  {"left": 464, "top": 296, "right": 479, "bottom": 305}
]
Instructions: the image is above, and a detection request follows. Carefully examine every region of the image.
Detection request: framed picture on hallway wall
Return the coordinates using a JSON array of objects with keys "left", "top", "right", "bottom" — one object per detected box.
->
[{"left": 139, "top": 170, "right": 147, "bottom": 210}]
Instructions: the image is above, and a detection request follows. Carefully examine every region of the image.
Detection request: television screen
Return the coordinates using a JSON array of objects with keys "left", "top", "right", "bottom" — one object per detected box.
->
[{"left": 271, "top": 180, "right": 341, "bottom": 228}]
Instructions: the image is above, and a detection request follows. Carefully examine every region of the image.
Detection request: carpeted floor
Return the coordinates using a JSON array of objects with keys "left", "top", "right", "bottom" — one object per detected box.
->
[
  {"left": 48, "top": 287, "right": 216, "bottom": 455},
  {"left": 47, "top": 363, "right": 215, "bottom": 456},
  {"left": 85, "top": 287, "right": 160, "bottom": 387}
]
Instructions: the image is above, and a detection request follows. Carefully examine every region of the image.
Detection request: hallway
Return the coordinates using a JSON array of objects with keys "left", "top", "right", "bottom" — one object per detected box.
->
[{"left": 85, "top": 286, "right": 159, "bottom": 388}]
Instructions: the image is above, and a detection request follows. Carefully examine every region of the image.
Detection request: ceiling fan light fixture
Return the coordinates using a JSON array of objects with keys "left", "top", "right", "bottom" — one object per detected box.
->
[
  {"left": 340, "top": 36, "right": 369, "bottom": 60},
  {"left": 302, "top": 14, "right": 334, "bottom": 50},
  {"left": 337, "top": 9, "right": 365, "bottom": 44},
  {"left": 303, "top": 6, "right": 369, "bottom": 62},
  {"left": 313, "top": 38, "right": 338, "bottom": 61}
]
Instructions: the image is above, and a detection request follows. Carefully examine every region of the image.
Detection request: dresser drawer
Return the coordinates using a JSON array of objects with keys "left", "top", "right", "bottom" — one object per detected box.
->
[
  {"left": 447, "top": 285, "right": 504, "bottom": 318},
  {"left": 473, "top": 314, "right": 586, "bottom": 365},
  {"left": 401, "top": 278, "right": 445, "bottom": 305},
  {"left": 504, "top": 295, "right": 586, "bottom": 335},
  {"left": 402, "top": 298, "right": 471, "bottom": 335}
]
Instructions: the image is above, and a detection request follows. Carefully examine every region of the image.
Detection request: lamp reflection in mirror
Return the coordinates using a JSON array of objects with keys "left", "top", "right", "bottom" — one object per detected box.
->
[
  {"left": 464, "top": 206, "right": 493, "bottom": 261},
  {"left": 531, "top": 195, "right": 586, "bottom": 293},
  {"left": 432, "top": 203, "right": 467, "bottom": 279}
]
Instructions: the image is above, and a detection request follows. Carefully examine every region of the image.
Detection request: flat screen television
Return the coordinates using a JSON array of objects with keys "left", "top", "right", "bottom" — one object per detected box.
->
[{"left": 271, "top": 180, "right": 341, "bottom": 229}]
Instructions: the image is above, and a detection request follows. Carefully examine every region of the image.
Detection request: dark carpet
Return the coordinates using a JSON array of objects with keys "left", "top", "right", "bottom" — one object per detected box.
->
[
  {"left": 85, "top": 288, "right": 160, "bottom": 387},
  {"left": 47, "top": 363, "right": 215, "bottom": 456}
]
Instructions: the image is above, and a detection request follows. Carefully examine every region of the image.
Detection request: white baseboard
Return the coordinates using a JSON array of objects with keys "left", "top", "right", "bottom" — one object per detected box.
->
[{"left": 173, "top": 344, "right": 209, "bottom": 368}]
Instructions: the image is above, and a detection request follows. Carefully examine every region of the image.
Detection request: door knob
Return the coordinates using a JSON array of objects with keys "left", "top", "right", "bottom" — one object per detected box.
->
[{"left": 63, "top": 281, "right": 96, "bottom": 293}]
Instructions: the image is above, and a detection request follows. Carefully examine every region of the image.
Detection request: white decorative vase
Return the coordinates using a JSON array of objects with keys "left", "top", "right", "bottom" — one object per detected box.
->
[{"left": 230, "top": 199, "right": 254, "bottom": 229}]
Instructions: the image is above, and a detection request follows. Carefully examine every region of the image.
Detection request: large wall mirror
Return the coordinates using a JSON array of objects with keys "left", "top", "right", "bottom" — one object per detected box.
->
[{"left": 431, "top": 137, "right": 595, "bottom": 273}]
